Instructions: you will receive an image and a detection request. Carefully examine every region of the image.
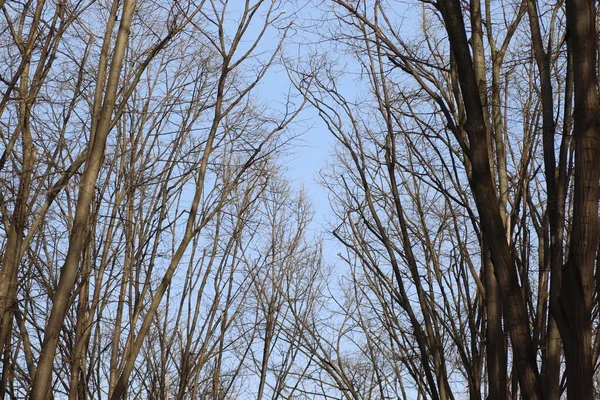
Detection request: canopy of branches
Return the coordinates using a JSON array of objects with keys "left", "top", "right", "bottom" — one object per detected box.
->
[{"left": 0, "top": 0, "right": 598, "bottom": 399}]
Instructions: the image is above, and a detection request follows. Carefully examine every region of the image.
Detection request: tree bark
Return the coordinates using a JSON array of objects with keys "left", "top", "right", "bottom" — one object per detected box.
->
[
  {"left": 30, "top": 2, "right": 136, "bottom": 398},
  {"left": 556, "top": 0, "right": 600, "bottom": 397},
  {"left": 436, "top": 0, "right": 542, "bottom": 398},
  {"left": 525, "top": 1, "right": 562, "bottom": 398},
  {"left": 484, "top": 247, "right": 507, "bottom": 400}
]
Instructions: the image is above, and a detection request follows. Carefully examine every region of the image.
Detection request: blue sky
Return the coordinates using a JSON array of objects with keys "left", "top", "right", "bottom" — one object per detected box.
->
[{"left": 235, "top": 2, "right": 340, "bottom": 256}]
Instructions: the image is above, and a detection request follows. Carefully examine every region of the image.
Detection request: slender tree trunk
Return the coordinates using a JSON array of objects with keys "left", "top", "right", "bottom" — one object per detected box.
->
[
  {"left": 30, "top": 2, "right": 136, "bottom": 398},
  {"left": 109, "top": 55, "right": 227, "bottom": 400},
  {"left": 0, "top": 2, "right": 49, "bottom": 393},
  {"left": 484, "top": 247, "right": 507, "bottom": 400},
  {"left": 525, "top": 1, "right": 563, "bottom": 398},
  {"left": 0, "top": 62, "right": 36, "bottom": 398},
  {"left": 472, "top": 2, "right": 508, "bottom": 396}
]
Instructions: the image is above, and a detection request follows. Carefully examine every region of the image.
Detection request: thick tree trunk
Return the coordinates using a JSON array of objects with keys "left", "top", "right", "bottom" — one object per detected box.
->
[
  {"left": 437, "top": 0, "right": 542, "bottom": 398},
  {"left": 556, "top": 0, "right": 600, "bottom": 398}
]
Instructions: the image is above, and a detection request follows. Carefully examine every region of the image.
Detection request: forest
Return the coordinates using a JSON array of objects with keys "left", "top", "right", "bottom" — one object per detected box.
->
[{"left": 0, "top": 0, "right": 598, "bottom": 399}]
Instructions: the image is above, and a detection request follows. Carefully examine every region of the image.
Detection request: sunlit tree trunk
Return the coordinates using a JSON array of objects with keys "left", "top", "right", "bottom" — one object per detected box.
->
[{"left": 30, "top": 2, "right": 137, "bottom": 397}]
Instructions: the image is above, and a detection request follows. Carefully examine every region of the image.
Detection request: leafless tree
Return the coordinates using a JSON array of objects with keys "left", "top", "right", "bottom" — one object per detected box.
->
[
  {"left": 291, "top": 0, "right": 599, "bottom": 398},
  {"left": 0, "top": 0, "right": 316, "bottom": 398},
  {"left": 3, "top": 0, "right": 597, "bottom": 399}
]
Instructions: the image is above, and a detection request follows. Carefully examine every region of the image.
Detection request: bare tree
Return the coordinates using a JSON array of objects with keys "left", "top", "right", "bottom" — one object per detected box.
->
[
  {"left": 3, "top": 0, "right": 597, "bottom": 399},
  {"left": 291, "top": 0, "right": 599, "bottom": 398},
  {"left": 0, "top": 0, "right": 313, "bottom": 398}
]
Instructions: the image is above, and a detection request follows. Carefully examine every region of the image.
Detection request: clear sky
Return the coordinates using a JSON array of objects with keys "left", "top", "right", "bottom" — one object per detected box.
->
[{"left": 243, "top": 2, "right": 340, "bottom": 256}]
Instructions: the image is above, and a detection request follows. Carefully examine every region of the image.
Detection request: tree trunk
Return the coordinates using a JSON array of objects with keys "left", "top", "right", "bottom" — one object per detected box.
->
[
  {"left": 484, "top": 247, "right": 507, "bottom": 400},
  {"left": 0, "top": 64, "right": 36, "bottom": 399},
  {"left": 437, "top": 0, "right": 542, "bottom": 397},
  {"left": 30, "top": 2, "right": 136, "bottom": 397},
  {"left": 556, "top": 0, "right": 600, "bottom": 398}
]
